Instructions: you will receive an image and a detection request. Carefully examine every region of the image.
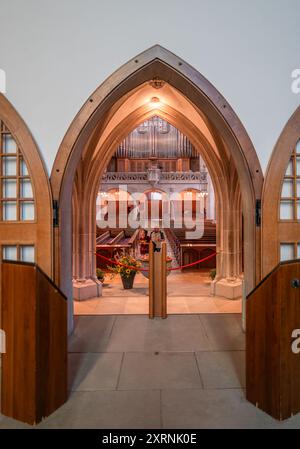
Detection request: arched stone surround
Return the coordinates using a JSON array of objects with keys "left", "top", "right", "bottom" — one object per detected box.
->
[
  {"left": 50, "top": 46, "right": 263, "bottom": 327},
  {"left": 72, "top": 105, "right": 242, "bottom": 298}
]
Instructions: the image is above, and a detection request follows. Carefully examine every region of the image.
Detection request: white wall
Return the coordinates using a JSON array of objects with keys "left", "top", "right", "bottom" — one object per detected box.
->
[{"left": 0, "top": 0, "right": 299, "bottom": 174}]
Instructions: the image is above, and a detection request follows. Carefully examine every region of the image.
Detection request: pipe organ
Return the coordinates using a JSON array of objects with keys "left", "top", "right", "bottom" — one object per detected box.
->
[{"left": 114, "top": 116, "right": 199, "bottom": 163}]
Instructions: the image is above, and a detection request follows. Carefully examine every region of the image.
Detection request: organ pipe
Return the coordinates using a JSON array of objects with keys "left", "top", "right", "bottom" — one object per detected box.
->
[{"left": 115, "top": 116, "right": 199, "bottom": 159}]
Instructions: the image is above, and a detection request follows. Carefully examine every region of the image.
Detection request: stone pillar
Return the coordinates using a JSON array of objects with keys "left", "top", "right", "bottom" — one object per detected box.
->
[
  {"left": 207, "top": 174, "right": 215, "bottom": 220},
  {"left": 211, "top": 189, "right": 242, "bottom": 299},
  {"left": 72, "top": 174, "right": 102, "bottom": 301}
]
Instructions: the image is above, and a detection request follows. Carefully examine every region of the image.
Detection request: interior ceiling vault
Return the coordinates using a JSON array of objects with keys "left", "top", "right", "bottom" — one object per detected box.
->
[
  {"left": 82, "top": 82, "right": 224, "bottom": 164},
  {"left": 72, "top": 83, "right": 242, "bottom": 237}
]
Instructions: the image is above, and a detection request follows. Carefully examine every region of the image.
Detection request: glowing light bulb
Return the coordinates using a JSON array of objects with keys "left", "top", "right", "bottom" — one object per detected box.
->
[{"left": 150, "top": 96, "right": 161, "bottom": 107}]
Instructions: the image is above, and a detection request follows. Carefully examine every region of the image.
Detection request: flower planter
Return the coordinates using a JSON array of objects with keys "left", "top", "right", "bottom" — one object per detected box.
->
[{"left": 121, "top": 271, "right": 136, "bottom": 289}]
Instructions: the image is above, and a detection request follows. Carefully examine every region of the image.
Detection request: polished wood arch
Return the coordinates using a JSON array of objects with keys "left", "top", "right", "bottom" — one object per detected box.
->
[
  {"left": 0, "top": 94, "right": 52, "bottom": 276},
  {"left": 51, "top": 45, "right": 263, "bottom": 307},
  {"left": 262, "top": 106, "right": 300, "bottom": 277}
]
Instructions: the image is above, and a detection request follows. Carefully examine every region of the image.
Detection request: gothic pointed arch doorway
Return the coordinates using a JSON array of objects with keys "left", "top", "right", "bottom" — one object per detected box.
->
[{"left": 51, "top": 45, "right": 263, "bottom": 328}]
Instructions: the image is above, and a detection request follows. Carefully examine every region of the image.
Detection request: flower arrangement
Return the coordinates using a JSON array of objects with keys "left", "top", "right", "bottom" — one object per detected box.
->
[{"left": 108, "top": 251, "right": 140, "bottom": 279}]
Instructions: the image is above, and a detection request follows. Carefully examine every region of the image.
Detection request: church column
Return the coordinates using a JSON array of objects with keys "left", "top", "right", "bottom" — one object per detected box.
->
[
  {"left": 72, "top": 168, "right": 102, "bottom": 300},
  {"left": 211, "top": 180, "right": 242, "bottom": 299},
  {"left": 206, "top": 174, "right": 215, "bottom": 220}
]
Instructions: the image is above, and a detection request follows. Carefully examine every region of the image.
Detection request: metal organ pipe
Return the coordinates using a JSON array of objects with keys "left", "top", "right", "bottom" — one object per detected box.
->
[{"left": 114, "top": 116, "right": 201, "bottom": 160}]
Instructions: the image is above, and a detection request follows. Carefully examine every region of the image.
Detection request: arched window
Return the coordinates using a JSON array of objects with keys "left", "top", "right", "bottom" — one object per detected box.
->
[
  {"left": 279, "top": 139, "right": 300, "bottom": 262},
  {"left": 0, "top": 94, "right": 52, "bottom": 275},
  {"left": 1, "top": 120, "right": 35, "bottom": 223},
  {"left": 262, "top": 107, "right": 300, "bottom": 275},
  {"left": 279, "top": 140, "right": 300, "bottom": 221}
]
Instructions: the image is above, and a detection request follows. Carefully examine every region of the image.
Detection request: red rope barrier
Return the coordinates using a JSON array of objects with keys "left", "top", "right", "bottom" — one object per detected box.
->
[
  {"left": 168, "top": 251, "right": 216, "bottom": 270},
  {"left": 95, "top": 251, "right": 216, "bottom": 272},
  {"left": 95, "top": 253, "right": 149, "bottom": 271}
]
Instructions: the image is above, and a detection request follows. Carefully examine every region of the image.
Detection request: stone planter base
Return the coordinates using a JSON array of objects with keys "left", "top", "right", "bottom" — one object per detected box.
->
[
  {"left": 73, "top": 278, "right": 102, "bottom": 300},
  {"left": 211, "top": 278, "right": 242, "bottom": 299}
]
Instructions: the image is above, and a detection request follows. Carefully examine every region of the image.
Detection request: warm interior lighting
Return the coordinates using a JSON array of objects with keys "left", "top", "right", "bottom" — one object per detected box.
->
[{"left": 150, "top": 96, "right": 161, "bottom": 107}]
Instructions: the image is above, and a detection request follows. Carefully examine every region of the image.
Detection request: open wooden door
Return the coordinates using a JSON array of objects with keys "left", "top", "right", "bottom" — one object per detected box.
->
[
  {"left": 246, "top": 259, "right": 300, "bottom": 420},
  {"left": 1, "top": 261, "right": 68, "bottom": 425}
]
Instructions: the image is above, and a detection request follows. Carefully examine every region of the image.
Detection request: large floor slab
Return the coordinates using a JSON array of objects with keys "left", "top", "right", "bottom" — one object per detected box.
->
[
  {"left": 199, "top": 314, "right": 245, "bottom": 350},
  {"left": 74, "top": 296, "right": 242, "bottom": 315},
  {"left": 74, "top": 271, "right": 242, "bottom": 315},
  {"left": 118, "top": 352, "right": 203, "bottom": 390},
  {"left": 196, "top": 351, "right": 245, "bottom": 389},
  {"left": 68, "top": 315, "right": 116, "bottom": 352},
  {"left": 0, "top": 390, "right": 161, "bottom": 429},
  {"left": 106, "top": 315, "right": 212, "bottom": 352},
  {"left": 161, "top": 389, "right": 300, "bottom": 429},
  {"left": 4, "top": 313, "right": 297, "bottom": 429},
  {"left": 69, "top": 352, "right": 123, "bottom": 391}
]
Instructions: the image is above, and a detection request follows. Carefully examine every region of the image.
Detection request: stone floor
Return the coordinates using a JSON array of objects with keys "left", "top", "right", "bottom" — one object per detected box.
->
[
  {"left": 1, "top": 314, "right": 300, "bottom": 428},
  {"left": 74, "top": 271, "right": 242, "bottom": 315}
]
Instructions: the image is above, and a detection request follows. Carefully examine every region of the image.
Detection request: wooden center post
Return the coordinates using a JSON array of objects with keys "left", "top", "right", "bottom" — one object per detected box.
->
[{"left": 149, "top": 241, "right": 167, "bottom": 319}]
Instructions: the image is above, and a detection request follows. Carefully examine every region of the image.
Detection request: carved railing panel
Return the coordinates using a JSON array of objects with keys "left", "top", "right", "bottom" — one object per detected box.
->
[{"left": 102, "top": 171, "right": 208, "bottom": 186}]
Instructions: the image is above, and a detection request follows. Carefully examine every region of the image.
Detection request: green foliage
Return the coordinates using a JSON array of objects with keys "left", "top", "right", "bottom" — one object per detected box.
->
[
  {"left": 209, "top": 268, "right": 216, "bottom": 280},
  {"left": 108, "top": 251, "right": 140, "bottom": 278},
  {"left": 96, "top": 268, "right": 105, "bottom": 282}
]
